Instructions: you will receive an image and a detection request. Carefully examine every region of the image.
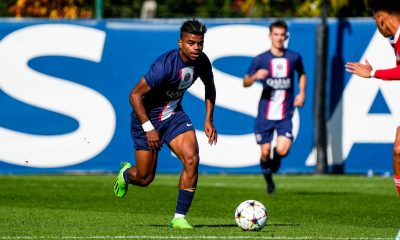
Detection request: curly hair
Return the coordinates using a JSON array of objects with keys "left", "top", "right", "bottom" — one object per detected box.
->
[
  {"left": 180, "top": 18, "right": 207, "bottom": 37},
  {"left": 367, "top": 0, "right": 400, "bottom": 14},
  {"left": 269, "top": 20, "right": 288, "bottom": 33}
]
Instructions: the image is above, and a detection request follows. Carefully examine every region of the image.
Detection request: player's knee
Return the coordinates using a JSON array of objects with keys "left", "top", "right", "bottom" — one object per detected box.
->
[
  {"left": 183, "top": 153, "right": 199, "bottom": 174},
  {"left": 186, "top": 154, "right": 200, "bottom": 169},
  {"left": 393, "top": 144, "right": 400, "bottom": 159},
  {"left": 275, "top": 147, "right": 289, "bottom": 157},
  {"left": 260, "top": 152, "right": 270, "bottom": 161}
]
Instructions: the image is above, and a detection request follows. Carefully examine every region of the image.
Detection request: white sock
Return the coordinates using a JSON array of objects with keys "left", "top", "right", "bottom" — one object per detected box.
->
[{"left": 174, "top": 213, "right": 185, "bottom": 219}]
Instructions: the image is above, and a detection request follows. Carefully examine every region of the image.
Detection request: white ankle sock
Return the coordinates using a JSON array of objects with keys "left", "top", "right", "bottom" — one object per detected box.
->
[{"left": 174, "top": 213, "right": 185, "bottom": 219}]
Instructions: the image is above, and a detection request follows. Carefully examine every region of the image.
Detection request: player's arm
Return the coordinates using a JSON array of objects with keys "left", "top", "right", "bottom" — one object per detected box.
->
[
  {"left": 294, "top": 73, "right": 306, "bottom": 107},
  {"left": 201, "top": 76, "right": 217, "bottom": 145},
  {"left": 129, "top": 77, "right": 161, "bottom": 151},
  {"left": 346, "top": 59, "right": 400, "bottom": 80},
  {"left": 243, "top": 69, "right": 269, "bottom": 87},
  {"left": 374, "top": 66, "right": 400, "bottom": 80}
]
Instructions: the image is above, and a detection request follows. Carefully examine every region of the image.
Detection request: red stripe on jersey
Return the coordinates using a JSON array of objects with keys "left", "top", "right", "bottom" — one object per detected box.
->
[
  {"left": 158, "top": 104, "right": 168, "bottom": 122},
  {"left": 269, "top": 60, "right": 274, "bottom": 77},
  {"left": 265, "top": 60, "right": 273, "bottom": 120},
  {"left": 265, "top": 91, "right": 272, "bottom": 119},
  {"left": 282, "top": 90, "right": 288, "bottom": 119},
  {"left": 395, "top": 175, "right": 400, "bottom": 194},
  {"left": 286, "top": 58, "right": 290, "bottom": 77}
]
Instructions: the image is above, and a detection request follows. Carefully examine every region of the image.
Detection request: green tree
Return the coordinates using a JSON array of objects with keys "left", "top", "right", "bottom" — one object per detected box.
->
[{"left": 0, "top": 0, "right": 370, "bottom": 18}]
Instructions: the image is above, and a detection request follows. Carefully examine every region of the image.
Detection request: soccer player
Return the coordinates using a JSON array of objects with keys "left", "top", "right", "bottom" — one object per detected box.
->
[
  {"left": 114, "top": 19, "right": 217, "bottom": 228},
  {"left": 345, "top": 0, "right": 400, "bottom": 195},
  {"left": 243, "top": 20, "right": 306, "bottom": 194}
]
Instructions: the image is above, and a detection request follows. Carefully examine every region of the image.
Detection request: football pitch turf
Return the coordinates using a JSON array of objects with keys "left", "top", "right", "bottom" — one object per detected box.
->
[{"left": 0, "top": 174, "right": 398, "bottom": 239}]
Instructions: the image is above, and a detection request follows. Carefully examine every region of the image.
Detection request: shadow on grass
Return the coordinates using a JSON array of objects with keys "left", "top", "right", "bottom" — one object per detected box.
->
[
  {"left": 194, "top": 224, "right": 238, "bottom": 228},
  {"left": 292, "top": 191, "right": 352, "bottom": 196},
  {"left": 149, "top": 223, "right": 299, "bottom": 228},
  {"left": 268, "top": 223, "right": 300, "bottom": 227},
  {"left": 149, "top": 224, "right": 238, "bottom": 228}
]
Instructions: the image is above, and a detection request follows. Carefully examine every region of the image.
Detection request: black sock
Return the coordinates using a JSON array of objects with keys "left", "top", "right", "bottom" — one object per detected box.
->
[
  {"left": 260, "top": 159, "right": 273, "bottom": 184},
  {"left": 175, "top": 188, "right": 195, "bottom": 216},
  {"left": 272, "top": 148, "right": 282, "bottom": 173}
]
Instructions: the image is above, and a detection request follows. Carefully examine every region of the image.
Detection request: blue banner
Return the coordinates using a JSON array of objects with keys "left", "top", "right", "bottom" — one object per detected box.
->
[{"left": 0, "top": 18, "right": 396, "bottom": 174}]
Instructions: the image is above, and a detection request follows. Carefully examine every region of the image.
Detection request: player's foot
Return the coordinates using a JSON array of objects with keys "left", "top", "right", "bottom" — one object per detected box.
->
[
  {"left": 169, "top": 218, "right": 193, "bottom": 229},
  {"left": 267, "top": 182, "right": 275, "bottom": 194},
  {"left": 114, "top": 162, "right": 131, "bottom": 198}
]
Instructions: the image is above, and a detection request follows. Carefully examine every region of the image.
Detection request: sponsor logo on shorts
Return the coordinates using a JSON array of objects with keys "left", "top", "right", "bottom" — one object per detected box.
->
[
  {"left": 255, "top": 134, "right": 262, "bottom": 142},
  {"left": 186, "top": 123, "right": 192, "bottom": 127}
]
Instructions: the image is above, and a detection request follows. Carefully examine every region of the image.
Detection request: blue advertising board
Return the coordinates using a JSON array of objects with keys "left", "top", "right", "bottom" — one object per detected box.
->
[{"left": 0, "top": 18, "right": 397, "bottom": 174}]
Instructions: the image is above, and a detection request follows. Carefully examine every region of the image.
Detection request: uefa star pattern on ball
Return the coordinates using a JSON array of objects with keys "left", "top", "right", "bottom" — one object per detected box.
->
[{"left": 235, "top": 200, "right": 268, "bottom": 231}]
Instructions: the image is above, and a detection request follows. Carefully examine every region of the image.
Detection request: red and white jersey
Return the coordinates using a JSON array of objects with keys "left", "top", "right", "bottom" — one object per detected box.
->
[{"left": 374, "top": 27, "right": 400, "bottom": 80}]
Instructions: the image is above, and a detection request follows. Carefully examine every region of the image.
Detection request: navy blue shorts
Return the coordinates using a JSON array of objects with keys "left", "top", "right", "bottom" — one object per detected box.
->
[
  {"left": 131, "top": 111, "right": 194, "bottom": 151},
  {"left": 254, "top": 118, "right": 293, "bottom": 144}
]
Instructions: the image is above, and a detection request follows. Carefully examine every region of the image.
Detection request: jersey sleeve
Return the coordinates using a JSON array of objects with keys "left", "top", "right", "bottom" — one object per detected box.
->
[
  {"left": 143, "top": 58, "right": 170, "bottom": 88},
  {"left": 246, "top": 56, "right": 261, "bottom": 76},
  {"left": 198, "top": 53, "right": 214, "bottom": 81},
  {"left": 374, "top": 66, "right": 400, "bottom": 80},
  {"left": 295, "top": 54, "right": 305, "bottom": 75}
]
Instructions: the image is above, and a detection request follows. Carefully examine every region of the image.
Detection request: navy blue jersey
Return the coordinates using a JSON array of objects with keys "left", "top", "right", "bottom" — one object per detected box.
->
[
  {"left": 142, "top": 49, "right": 213, "bottom": 122},
  {"left": 247, "top": 49, "right": 304, "bottom": 124}
]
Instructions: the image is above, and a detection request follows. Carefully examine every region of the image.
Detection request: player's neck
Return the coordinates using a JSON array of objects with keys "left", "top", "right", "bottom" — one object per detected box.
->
[
  {"left": 178, "top": 49, "right": 191, "bottom": 64},
  {"left": 270, "top": 47, "right": 285, "bottom": 57}
]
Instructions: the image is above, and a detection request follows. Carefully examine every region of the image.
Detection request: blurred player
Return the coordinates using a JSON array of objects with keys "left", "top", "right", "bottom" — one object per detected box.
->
[
  {"left": 243, "top": 20, "right": 306, "bottom": 194},
  {"left": 114, "top": 18, "right": 217, "bottom": 228},
  {"left": 345, "top": 0, "right": 400, "bottom": 195}
]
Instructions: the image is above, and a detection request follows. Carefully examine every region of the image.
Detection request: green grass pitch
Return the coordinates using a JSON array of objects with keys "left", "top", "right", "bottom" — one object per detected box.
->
[{"left": 0, "top": 174, "right": 398, "bottom": 239}]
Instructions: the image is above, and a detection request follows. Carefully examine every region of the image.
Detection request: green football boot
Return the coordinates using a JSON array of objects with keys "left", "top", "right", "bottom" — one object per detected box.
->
[
  {"left": 169, "top": 218, "right": 193, "bottom": 229},
  {"left": 114, "top": 162, "right": 131, "bottom": 198}
]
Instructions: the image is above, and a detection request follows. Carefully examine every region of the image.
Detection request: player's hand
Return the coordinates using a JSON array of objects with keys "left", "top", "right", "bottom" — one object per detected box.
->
[
  {"left": 253, "top": 69, "right": 269, "bottom": 80},
  {"left": 294, "top": 91, "right": 305, "bottom": 107},
  {"left": 345, "top": 59, "right": 373, "bottom": 78},
  {"left": 146, "top": 129, "right": 161, "bottom": 152},
  {"left": 204, "top": 120, "right": 217, "bottom": 145}
]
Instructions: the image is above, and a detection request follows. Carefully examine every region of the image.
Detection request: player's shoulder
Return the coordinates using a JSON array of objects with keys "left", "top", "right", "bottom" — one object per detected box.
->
[
  {"left": 285, "top": 49, "right": 302, "bottom": 59},
  {"left": 193, "top": 52, "right": 212, "bottom": 68},
  {"left": 250, "top": 51, "right": 270, "bottom": 64},
  {"left": 154, "top": 49, "right": 179, "bottom": 63},
  {"left": 198, "top": 52, "right": 211, "bottom": 62},
  {"left": 255, "top": 51, "right": 270, "bottom": 59}
]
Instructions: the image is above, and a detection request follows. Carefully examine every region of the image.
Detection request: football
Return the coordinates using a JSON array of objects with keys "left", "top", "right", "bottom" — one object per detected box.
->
[{"left": 235, "top": 200, "right": 268, "bottom": 231}]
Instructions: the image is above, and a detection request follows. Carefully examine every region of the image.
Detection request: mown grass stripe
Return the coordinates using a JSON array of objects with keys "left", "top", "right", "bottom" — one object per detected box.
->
[{"left": 0, "top": 236, "right": 393, "bottom": 240}]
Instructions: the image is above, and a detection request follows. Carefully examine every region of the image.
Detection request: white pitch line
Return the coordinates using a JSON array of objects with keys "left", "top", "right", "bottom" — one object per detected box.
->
[{"left": 0, "top": 236, "right": 393, "bottom": 240}]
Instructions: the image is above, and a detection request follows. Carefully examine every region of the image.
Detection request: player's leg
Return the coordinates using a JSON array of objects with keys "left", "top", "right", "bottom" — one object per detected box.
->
[
  {"left": 126, "top": 150, "right": 158, "bottom": 186},
  {"left": 115, "top": 112, "right": 161, "bottom": 198},
  {"left": 114, "top": 150, "right": 158, "bottom": 198},
  {"left": 393, "top": 126, "right": 400, "bottom": 195},
  {"left": 260, "top": 142, "right": 275, "bottom": 194},
  {"left": 168, "top": 130, "right": 199, "bottom": 229},
  {"left": 271, "top": 136, "right": 292, "bottom": 173},
  {"left": 271, "top": 118, "right": 294, "bottom": 173}
]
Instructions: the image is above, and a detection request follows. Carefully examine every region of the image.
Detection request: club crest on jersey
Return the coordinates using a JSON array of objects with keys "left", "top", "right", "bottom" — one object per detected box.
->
[
  {"left": 271, "top": 58, "right": 288, "bottom": 78},
  {"left": 178, "top": 67, "right": 194, "bottom": 89}
]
